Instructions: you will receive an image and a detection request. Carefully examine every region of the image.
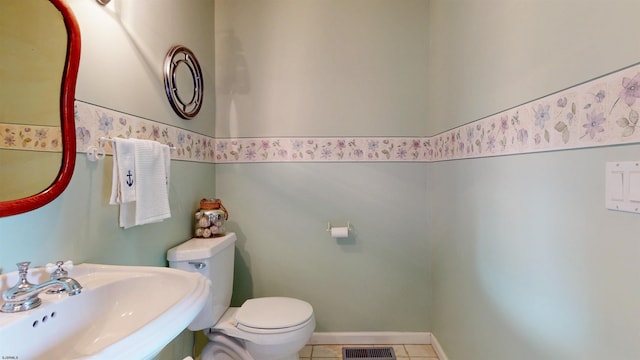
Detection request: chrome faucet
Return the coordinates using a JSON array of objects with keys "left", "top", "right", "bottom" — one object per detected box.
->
[{"left": 1, "top": 261, "right": 82, "bottom": 313}]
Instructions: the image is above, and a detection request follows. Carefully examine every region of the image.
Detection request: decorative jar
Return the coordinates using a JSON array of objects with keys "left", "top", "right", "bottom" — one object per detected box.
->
[{"left": 194, "top": 198, "right": 228, "bottom": 238}]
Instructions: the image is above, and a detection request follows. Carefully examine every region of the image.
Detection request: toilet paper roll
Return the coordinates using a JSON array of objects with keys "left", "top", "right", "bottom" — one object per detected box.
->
[{"left": 330, "top": 227, "right": 349, "bottom": 238}]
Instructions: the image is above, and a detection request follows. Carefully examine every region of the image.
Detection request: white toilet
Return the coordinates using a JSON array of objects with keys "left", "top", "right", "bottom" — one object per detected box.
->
[{"left": 167, "top": 232, "right": 315, "bottom": 360}]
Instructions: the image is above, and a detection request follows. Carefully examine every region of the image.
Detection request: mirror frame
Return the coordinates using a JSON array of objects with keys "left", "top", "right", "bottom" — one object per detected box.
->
[
  {"left": 0, "top": 0, "right": 80, "bottom": 217},
  {"left": 163, "top": 45, "right": 204, "bottom": 120}
]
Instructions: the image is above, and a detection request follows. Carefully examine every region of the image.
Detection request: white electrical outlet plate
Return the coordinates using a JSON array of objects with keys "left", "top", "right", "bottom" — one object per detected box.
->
[{"left": 605, "top": 161, "right": 640, "bottom": 213}]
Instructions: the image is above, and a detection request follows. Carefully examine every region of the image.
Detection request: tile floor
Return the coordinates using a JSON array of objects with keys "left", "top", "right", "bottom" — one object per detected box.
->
[{"left": 299, "top": 344, "right": 439, "bottom": 359}]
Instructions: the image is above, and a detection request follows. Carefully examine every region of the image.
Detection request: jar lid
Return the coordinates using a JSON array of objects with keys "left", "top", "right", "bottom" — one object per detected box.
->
[
  {"left": 200, "top": 198, "right": 221, "bottom": 210},
  {"left": 199, "top": 198, "right": 229, "bottom": 219}
]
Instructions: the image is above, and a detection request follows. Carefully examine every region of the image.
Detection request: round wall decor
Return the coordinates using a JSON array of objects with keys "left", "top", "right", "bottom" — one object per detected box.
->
[{"left": 163, "top": 45, "right": 203, "bottom": 119}]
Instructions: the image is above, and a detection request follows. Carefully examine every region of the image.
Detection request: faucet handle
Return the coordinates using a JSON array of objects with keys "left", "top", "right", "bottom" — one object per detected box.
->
[
  {"left": 11, "top": 262, "right": 33, "bottom": 287},
  {"left": 16, "top": 261, "right": 31, "bottom": 274},
  {"left": 45, "top": 260, "right": 74, "bottom": 294},
  {"left": 45, "top": 260, "right": 73, "bottom": 279}
]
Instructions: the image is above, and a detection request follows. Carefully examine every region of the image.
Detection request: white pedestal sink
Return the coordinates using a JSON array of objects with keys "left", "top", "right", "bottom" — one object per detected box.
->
[{"left": 0, "top": 263, "right": 210, "bottom": 359}]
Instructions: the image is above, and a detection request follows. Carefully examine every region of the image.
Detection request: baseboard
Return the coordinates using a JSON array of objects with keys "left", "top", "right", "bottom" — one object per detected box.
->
[
  {"left": 430, "top": 333, "right": 449, "bottom": 360},
  {"left": 309, "top": 332, "right": 431, "bottom": 345}
]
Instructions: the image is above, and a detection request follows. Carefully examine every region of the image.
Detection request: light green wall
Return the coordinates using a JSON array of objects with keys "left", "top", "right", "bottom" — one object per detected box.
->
[
  {"left": 0, "top": 1, "right": 215, "bottom": 359},
  {"left": 214, "top": 0, "right": 432, "bottom": 332},
  {"left": 0, "top": 0, "right": 218, "bottom": 266},
  {"left": 426, "top": 0, "right": 640, "bottom": 134},
  {"left": 72, "top": 0, "right": 215, "bottom": 135},
  {"left": 217, "top": 163, "right": 431, "bottom": 331},
  {"left": 428, "top": 0, "right": 640, "bottom": 359},
  {"left": 216, "top": 0, "right": 640, "bottom": 358},
  {"left": 430, "top": 145, "right": 640, "bottom": 359},
  {"left": 214, "top": 0, "right": 429, "bottom": 138},
  {"left": 0, "top": 159, "right": 213, "bottom": 269}
]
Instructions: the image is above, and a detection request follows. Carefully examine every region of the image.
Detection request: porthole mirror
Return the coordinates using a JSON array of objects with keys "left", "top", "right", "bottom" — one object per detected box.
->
[{"left": 163, "top": 45, "right": 204, "bottom": 120}]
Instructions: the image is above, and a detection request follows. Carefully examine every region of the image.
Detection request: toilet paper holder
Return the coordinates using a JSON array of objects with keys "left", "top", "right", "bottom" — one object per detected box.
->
[{"left": 326, "top": 222, "right": 352, "bottom": 238}]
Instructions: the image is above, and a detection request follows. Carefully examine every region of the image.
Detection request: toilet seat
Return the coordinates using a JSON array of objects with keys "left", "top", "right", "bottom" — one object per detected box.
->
[
  {"left": 209, "top": 297, "right": 316, "bottom": 346},
  {"left": 234, "top": 297, "right": 314, "bottom": 333}
]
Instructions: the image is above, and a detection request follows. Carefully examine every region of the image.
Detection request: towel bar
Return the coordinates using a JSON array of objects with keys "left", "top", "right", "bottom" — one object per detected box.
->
[{"left": 86, "top": 137, "right": 176, "bottom": 162}]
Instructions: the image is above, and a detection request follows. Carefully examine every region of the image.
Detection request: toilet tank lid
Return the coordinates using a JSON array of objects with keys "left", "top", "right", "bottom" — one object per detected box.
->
[{"left": 167, "top": 232, "right": 237, "bottom": 261}]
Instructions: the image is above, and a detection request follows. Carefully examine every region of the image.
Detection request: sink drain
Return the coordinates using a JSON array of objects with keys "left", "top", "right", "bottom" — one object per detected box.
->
[{"left": 342, "top": 347, "right": 396, "bottom": 360}]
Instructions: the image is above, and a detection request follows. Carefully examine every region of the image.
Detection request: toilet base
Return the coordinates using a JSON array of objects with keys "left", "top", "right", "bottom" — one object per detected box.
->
[
  {"left": 202, "top": 333, "right": 252, "bottom": 360},
  {"left": 201, "top": 332, "right": 301, "bottom": 360}
]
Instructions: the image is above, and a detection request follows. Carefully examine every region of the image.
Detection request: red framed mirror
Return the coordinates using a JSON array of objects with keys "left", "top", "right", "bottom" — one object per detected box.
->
[{"left": 0, "top": 0, "right": 80, "bottom": 217}]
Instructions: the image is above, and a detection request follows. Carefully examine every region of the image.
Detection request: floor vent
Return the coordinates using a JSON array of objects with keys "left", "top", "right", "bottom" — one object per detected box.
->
[{"left": 342, "top": 347, "right": 396, "bottom": 360}]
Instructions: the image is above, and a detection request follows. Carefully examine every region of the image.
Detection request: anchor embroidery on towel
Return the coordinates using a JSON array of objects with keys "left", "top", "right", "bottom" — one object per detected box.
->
[{"left": 126, "top": 170, "right": 134, "bottom": 187}]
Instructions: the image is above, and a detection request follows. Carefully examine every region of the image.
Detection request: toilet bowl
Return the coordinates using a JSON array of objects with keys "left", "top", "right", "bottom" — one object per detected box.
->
[
  {"left": 167, "top": 233, "right": 315, "bottom": 360},
  {"left": 204, "top": 299, "right": 315, "bottom": 360}
]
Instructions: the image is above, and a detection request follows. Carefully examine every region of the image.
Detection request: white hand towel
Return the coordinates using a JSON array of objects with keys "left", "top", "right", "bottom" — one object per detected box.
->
[
  {"left": 109, "top": 138, "right": 136, "bottom": 205},
  {"left": 132, "top": 139, "right": 171, "bottom": 226},
  {"left": 109, "top": 138, "right": 171, "bottom": 228},
  {"left": 119, "top": 201, "right": 136, "bottom": 229}
]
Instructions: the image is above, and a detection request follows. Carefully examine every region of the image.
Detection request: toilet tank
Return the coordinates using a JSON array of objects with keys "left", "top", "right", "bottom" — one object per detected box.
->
[{"left": 167, "top": 232, "right": 237, "bottom": 331}]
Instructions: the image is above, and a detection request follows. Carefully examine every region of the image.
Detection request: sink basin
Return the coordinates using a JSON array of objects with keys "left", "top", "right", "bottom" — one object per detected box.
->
[{"left": 0, "top": 263, "right": 210, "bottom": 359}]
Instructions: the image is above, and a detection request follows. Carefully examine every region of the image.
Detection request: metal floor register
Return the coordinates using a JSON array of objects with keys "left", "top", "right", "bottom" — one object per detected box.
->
[{"left": 342, "top": 347, "right": 396, "bottom": 360}]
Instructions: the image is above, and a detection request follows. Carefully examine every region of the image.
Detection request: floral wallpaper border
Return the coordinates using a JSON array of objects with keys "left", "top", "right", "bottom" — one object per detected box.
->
[
  {"left": 9, "top": 62, "right": 640, "bottom": 163},
  {"left": 215, "top": 62, "right": 640, "bottom": 163},
  {"left": 1, "top": 123, "right": 62, "bottom": 152},
  {"left": 74, "top": 101, "right": 215, "bottom": 163}
]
